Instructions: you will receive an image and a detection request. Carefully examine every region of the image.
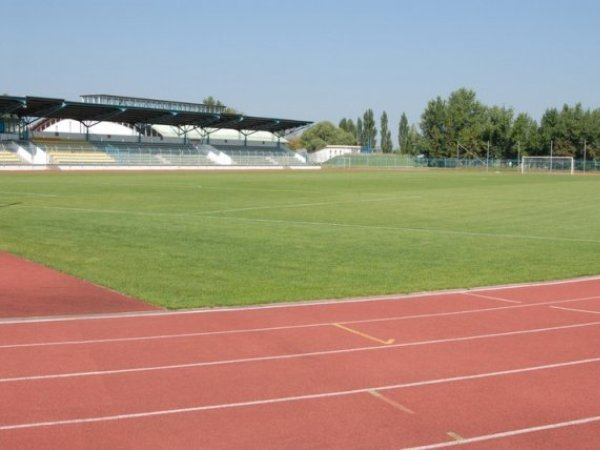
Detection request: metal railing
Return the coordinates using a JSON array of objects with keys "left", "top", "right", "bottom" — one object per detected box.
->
[{"left": 323, "top": 155, "right": 600, "bottom": 172}]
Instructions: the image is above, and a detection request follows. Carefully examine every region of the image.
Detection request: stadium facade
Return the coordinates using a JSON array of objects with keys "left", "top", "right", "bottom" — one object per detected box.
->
[{"left": 0, "top": 94, "right": 315, "bottom": 170}]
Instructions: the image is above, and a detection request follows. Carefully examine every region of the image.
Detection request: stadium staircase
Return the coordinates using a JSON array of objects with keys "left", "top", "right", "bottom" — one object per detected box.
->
[{"left": 213, "top": 144, "right": 306, "bottom": 165}]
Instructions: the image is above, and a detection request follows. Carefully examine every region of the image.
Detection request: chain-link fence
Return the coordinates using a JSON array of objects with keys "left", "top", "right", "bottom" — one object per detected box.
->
[{"left": 323, "top": 155, "right": 600, "bottom": 172}]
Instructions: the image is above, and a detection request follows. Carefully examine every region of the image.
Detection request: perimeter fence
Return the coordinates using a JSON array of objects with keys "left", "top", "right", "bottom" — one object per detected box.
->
[{"left": 323, "top": 155, "right": 600, "bottom": 172}]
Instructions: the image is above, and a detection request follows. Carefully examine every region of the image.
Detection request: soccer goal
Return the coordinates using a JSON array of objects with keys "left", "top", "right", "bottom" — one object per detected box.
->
[{"left": 521, "top": 156, "right": 574, "bottom": 175}]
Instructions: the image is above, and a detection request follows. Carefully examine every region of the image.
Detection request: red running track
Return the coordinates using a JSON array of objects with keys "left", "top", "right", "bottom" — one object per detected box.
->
[
  {"left": 1, "top": 277, "right": 599, "bottom": 449},
  {"left": 0, "top": 251, "right": 157, "bottom": 318}
]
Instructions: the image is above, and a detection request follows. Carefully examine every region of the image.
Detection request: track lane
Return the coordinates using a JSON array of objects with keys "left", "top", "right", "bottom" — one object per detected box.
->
[
  {"left": 426, "top": 420, "right": 600, "bottom": 449},
  {"left": 1, "top": 356, "right": 598, "bottom": 449},
  {"left": 1, "top": 277, "right": 598, "bottom": 448},
  {"left": 475, "top": 277, "right": 600, "bottom": 304},
  {"left": 1, "top": 323, "right": 598, "bottom": 427},
  {"left": 0, "top": 305, "right": 597, "bottom": 379},
  {"left": 0, "top": 294, "right": 498, "bottom": 345},
  {"left": 388, "top": 359, "right": 600, "bottom": 447}
]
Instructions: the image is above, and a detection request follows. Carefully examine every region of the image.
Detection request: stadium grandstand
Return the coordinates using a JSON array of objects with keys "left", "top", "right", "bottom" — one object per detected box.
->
[{"left": 0, "top": 94, "right": 313, "bottom": 170}]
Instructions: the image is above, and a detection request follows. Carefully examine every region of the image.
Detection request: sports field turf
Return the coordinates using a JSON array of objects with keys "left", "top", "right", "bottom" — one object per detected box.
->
[{"left": 1, "top": 169, "right": 599, "bottom": 308}]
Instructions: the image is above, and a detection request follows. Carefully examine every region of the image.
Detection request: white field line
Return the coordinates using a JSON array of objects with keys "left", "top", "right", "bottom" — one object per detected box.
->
[
  {"left": 551, "top": 306, "right": 600, "bottom": 315},
  {"left": 199, "top": 215, "right": 600, "bottom": 246},
  {"left": 15, "top": 204, "right": 600, "bottom": 245},
  {"left": 0, "top": 191, "right": 58, "bottom": 197},
  {"left": 15, "top": 195, "right": 407, "bottom": 218},
  {"left": 1, "top": 357, "right": 598, "bottom": 432},
  {"left": 1, "top": 321, "right": 598, "bottom": 384},
  {"left": 12, "top": 180, "right": 325, "bottom": 194},
  {"left": 1, "top": 295, "right": 598, "bottom": 348},
  {"left": 405, "top": 415, "right": 600, "bottom": 449},
  {"left": 197, "top": 196, "right": 416, "bottom": 215}
]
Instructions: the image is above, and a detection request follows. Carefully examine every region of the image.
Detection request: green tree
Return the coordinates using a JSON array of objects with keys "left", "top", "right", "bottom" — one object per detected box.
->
[
  {"left": 398, "top": 113, "right": 409, "bottom": 154},
  {"left": 299, "top": 121, "right": 356, "bottom": 151},
  {"left": 511, "top": 113, "right": 539, "bottom": 158},
  {"left": 583, "top": 108, "right": 600, "bottom": 160},
  {"left": 202, "top": 96, "right": 238, "bottom": 114},
  {"left": 362, "top": 109, "right": 377, "bottom": 150},
  {"left": 380, "top": 111, "right": 393, "bottom": 153},
  {"left": 406, "top": 125, "right": 423, "bottom": 155},
  {"left": 420, "top": 96, "right": 447, "bottom": 157},
  {"left": 482, "top": 106, "right": 514, "bottom": 159},
  {"left": 558, "top": 104, "right": 586, "bottom": 157},
  {"left": 420, "top": 88, "right": 488, "bottom": 158},
  {"left": 286, "top": 135, "right": 303, "bottom": 151},
  {"left": 446, "top": 88, "right": 487, "bottom": 156},
  {"left": 356, "top": 117, "right": 364, "bottom": 147},
  {"left": 339, "top": 118, "right": 357, "bottom": 141},
  {"left": 539, "top": 108, "right": 561, "bottom": 156}
]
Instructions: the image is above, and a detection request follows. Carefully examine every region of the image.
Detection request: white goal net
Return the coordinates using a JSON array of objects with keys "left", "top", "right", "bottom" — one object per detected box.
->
[{"left": 521, "top": 156, "right": 574, "bottom": 175}]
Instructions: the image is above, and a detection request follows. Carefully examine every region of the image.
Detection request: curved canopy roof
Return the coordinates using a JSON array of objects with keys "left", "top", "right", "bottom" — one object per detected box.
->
[{"left": 0, "top": 95, "right": 311, "bottom": 134}]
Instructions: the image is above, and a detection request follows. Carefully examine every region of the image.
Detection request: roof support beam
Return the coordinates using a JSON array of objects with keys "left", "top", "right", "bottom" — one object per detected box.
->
[
  {"left": 240, "top": 129, "right": 259, "bottom": 147},
  {"left": 26, "top": 101, "right": 67, "bottom": 119},
  {"left": 91, "top": 108, "right": 127, "bottom": 122},
  {"left": 216, "top": 116, "right": 245, "bottom": 129},
  {"left": 0, "top": 94, "right": 312, "bottom": 135},
  {"left": 0, "top": 100, "right": 25, "bottom": 114}
]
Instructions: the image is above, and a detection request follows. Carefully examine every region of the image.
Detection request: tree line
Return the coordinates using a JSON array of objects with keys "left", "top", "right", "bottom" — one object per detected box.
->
[{"left": 294, "top": 88, "right": 599, "bottom": 160}]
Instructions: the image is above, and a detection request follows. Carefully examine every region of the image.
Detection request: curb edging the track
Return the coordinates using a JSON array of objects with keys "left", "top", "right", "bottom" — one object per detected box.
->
[{"left": 1, "top": 274, "right": 599, "bottom": 325}]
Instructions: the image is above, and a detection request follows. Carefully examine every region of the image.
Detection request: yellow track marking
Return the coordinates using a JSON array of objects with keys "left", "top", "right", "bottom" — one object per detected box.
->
[
  {"left": 368, "top": 389, "right": 414, "bottom": 414},
  {"left": 447, "top": 431, "right": 464, "bottom": 441},
  {"left": 333, "top": 323, "right": 395, "bottom": 345}
]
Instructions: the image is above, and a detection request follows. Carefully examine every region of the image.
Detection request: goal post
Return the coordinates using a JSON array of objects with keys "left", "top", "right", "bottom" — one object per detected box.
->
[{"left": 521, "top": 156, "right": 574, "bottom": 175}]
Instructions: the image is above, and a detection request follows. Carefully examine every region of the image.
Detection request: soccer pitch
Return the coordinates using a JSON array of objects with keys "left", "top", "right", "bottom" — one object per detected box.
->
[{"left": 1, "top": 170, "right": 599, "bottom": 308}]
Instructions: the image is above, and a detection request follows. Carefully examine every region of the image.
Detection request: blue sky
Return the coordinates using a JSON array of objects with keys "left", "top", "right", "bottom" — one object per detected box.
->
[{"left": 3, "top": 0, "right": 600, "bottom": 141}]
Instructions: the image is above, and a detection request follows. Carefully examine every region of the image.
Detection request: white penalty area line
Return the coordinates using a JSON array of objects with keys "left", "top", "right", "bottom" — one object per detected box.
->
[
  {"left": 1, "top": 357, "right": 598, "bottom": 432},
  {"left": 1, "top": 321, "right": 599, "bottom": 384},
  {"left": 198, "top": 214, "right": 600, "bottom": 246},
  {"left": 2, "top": 295, "right": 598, "bottom": 349},
  {"left": 15, "top": 195, "right": 410, "bottom": 219},
  {"left": 15, "top": 204, "right": 600, "bottom": 245},
  {"left": 405, "top": 415, "right": 600, "bottom": 449}
]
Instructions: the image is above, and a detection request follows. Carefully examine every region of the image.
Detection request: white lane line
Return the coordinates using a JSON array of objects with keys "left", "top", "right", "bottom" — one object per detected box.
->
[
  {"left": 405, "top": 415, "right": 600, "bottom": 449},
  {"left": 1, "top": 357, "right": 598, "bottom": 432},
  {"left": 2, "top": 295, "right": 598, "bottom": 349},
  {"left": 551, "top": 306, "right": 600, "bottom": 315},
  {"left": 1, "top": 321, "right": 598, "bottom": 384},
  {"left": 1, "top": 276, "right": 599, "bottom": 325},
  {"left": 0, "top": 323, "right": 324, "bottom": 349},
  {"left": 464, "top": 293, "right": 522, "bottom": 304}
]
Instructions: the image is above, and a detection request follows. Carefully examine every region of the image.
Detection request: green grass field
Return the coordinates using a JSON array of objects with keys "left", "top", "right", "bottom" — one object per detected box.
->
[{"left": 1, "top": 169, "right": 599, "bottom": 308}]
